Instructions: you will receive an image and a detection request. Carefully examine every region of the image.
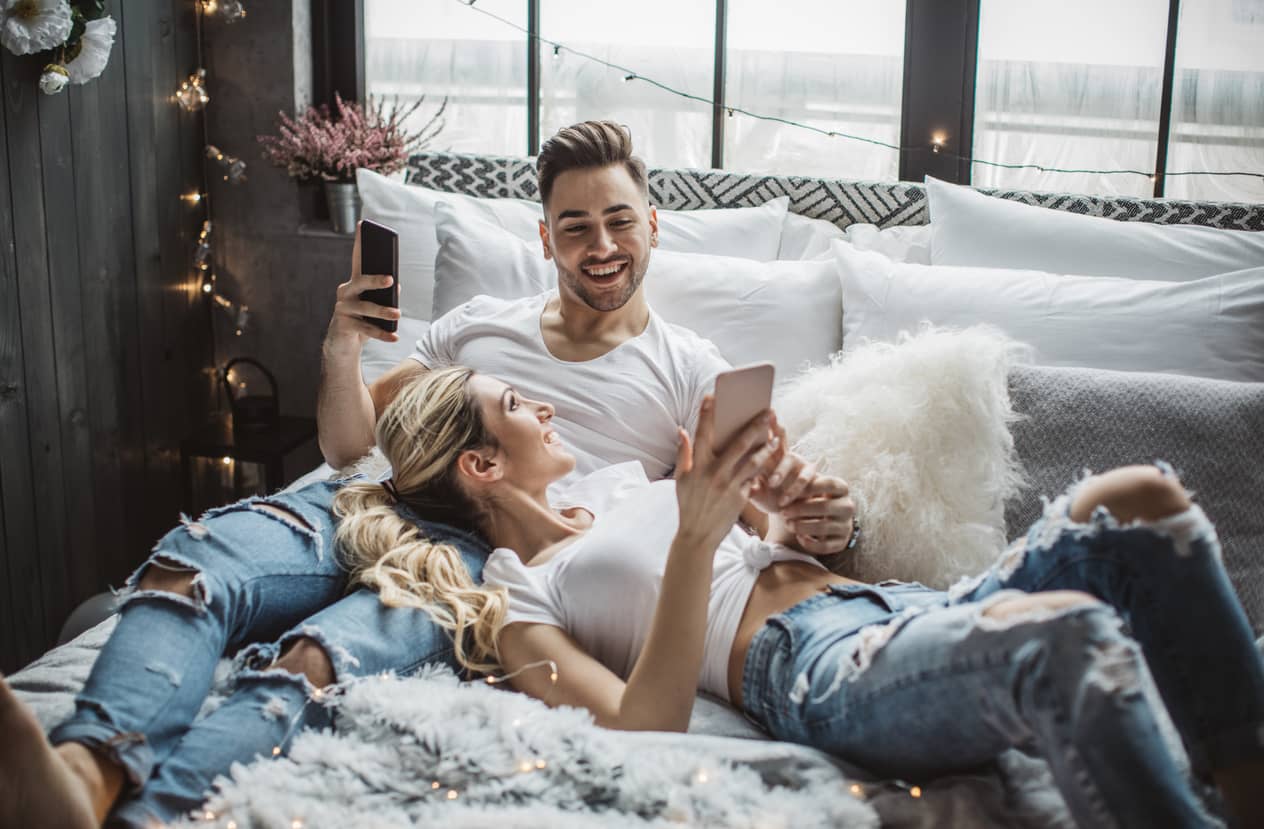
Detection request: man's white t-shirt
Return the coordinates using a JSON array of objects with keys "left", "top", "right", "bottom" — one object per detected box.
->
[
  {"left": 411, "top": 291, "right": 730, "bottom": 490},
  {"left": 482, "top": 462, "right": 826, "bottom": 701}
]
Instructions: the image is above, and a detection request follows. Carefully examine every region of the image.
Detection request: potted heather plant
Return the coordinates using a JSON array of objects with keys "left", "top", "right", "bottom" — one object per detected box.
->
[{"left": 258, "top": 93, "right": 445, "bottom": 233}]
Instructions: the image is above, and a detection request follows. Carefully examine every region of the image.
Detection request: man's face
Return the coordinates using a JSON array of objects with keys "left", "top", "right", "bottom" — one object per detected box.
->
[{"left": 539, "top": 164, "right": 658, "bottom": 313}]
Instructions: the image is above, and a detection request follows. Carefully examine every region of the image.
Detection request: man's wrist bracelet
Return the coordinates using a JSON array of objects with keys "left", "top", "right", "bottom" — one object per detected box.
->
[{"left": 845, "top": 519, "right": 862, "bottom": 551}]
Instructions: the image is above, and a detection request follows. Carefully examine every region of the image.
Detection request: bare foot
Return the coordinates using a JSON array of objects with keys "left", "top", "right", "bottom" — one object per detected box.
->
[{"left": 0, "top": 674, "right": 98, "bottom": 829}]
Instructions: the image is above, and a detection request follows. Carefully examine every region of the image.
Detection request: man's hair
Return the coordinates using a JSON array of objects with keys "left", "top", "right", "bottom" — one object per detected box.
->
[{"left": 536, "top": 120, "right": 649, "bottom": 210}]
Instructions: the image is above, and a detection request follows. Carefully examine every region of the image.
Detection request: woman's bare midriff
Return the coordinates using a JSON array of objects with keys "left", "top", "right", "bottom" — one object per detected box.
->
[{"left": 727, "top": 561, "right": 861, "bottom": 708}]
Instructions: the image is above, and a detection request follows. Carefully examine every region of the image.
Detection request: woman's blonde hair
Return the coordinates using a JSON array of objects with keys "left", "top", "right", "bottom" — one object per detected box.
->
[{"left": 333, "top": 366, "right": 507, "bottom": 674}]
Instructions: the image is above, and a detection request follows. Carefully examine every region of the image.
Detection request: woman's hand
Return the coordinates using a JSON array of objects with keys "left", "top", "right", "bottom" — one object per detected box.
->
[
  {"left": 747, "top": 415, "right": 815, "bottom": 514},
  {"left": 674, "top": 395, "right": 780, "bottom": 550}
]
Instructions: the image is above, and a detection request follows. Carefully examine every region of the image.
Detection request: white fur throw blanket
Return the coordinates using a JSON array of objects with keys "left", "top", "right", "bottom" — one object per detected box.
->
[
  {"left": 775, "top": 326, "right": 1028, "bottom": 588},
  {"left": 176, "top": 667, "right": 880, "bottom": 829}
]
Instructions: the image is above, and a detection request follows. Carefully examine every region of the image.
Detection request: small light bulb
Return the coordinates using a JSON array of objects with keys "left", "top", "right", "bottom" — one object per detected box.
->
[
  {"left": 227, "top": 821, "right": 238, "bottom": 829},
  {"left": 849, "top": 783, "right": 864, "bottom": 797},
  {"left": 623, "top": 74, "right": 636, "bottom": 83},
  {"left": 202, "top": 0, "right": 218, "bottom": 13},
  {"left": 221, "top": 456, "right": 232, "bottom": 466},
  {"left": 930, "top": 132, "right": 947, "bottom": 154},
  {"left": 909, "top": 786, "right": 922, "bottom": 798},
  {"left": 552, "top": 45, "right": 561, "bottom": 60},
  {"left": 549, "top": 671, "right": 558, "bottom": 682},
  {"left": 291, "top": 819, "right": 304, "bottom": 829},
  {"left": 446, "top": 789, "right": 458, "bottom": 800},
  {"left": 535, "top": 759, "right": 546, "bottom": 769},
  {"left": 431, "top": 781, "right": 441, "bottom": 789},
  {"left": 204, "top": 811, "right": 216, "bottom": 821},
  {"left": 272, "top": 745, "right": 282, "bottom": 756},
  {"left": 201, "top": 280, "right": 213, "bottom": 294},
  {"left": 519, "top": 760, "right": 533, "bottom": 772},
  {"left": 182, "top": 191, "right": 204, "bottom": 205}
]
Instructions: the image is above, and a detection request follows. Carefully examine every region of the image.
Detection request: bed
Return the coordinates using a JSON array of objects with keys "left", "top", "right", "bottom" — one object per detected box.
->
[{"left": 11, "top": 155, "right": 1264, "bottom": 828}]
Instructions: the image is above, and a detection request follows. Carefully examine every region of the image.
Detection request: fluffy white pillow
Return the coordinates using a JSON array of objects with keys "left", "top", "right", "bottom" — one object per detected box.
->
[
  {"left": 360, "top": 317, "right": 431, "bottom": 385},
  {"left": 834, "top": 240, "right": 1264, "bottom": 383},
  {"left": 432, "top": 204, "right": 842, "bottom": 383},
  {"left": 926, "top": 176, "right": 1264, "bottom": 280},
  {"left": 775, "top": 327, "right": 1025, "bottom": 588},
  {"left": 357, "top": 169, "right": 791, "bottom": 320}
]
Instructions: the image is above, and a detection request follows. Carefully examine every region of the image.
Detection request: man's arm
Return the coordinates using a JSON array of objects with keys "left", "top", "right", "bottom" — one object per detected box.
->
[{"left": 317, "top": 223, "right": 412, "bottom": 469}]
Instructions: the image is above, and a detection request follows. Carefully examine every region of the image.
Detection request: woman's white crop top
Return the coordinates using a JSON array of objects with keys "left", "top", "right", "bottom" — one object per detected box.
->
[{"left": 481, "top": 462, "right": 826, "bottom": 701}]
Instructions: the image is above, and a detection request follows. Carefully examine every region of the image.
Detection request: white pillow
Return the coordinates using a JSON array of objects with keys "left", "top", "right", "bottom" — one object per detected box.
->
[
  {"left": 777, "top": 212, "right": 847, "bottom": 259},
  {"left": 357, "top": 169, "right": 542, "bottom": 321},
  {"left": 360, "top": 316, "right": 430, "bottom": 385},
  {"left": 834, "top": 239, "right": 1264, "bottom": 383},
  {"left": 778, "top": 213, "right": 932, "bottom": 264},
  {"left": 432, "top": 204, "right": 842, "bottom": 383},
  {"left": 926, "top": 176, "right": 1264, "bottom": 280},
  {"left": 775, "top": 327, "right": 1025, "bottom": 589},
  {"left": 842, "top": 223, "right": 932, "bottom": 265},
  {"left": 357, "top": 169, "right": 791, "bottom": 321}
]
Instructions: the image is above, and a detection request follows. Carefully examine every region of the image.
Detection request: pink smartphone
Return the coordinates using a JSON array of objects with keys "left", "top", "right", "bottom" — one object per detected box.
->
[{"left": 711, "top": 362, "right": 775, "bottom": 452}]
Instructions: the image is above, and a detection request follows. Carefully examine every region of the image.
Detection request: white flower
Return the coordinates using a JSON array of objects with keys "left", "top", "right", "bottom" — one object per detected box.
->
[
  {"left": 65, "top": 14, "right": 113, "bottom": 83},
  {"left": 0, "top": 0, "right": 72, "bottom": 56},
  {"left": 39, "top": 61, "right": 67, "bottom": 94}
]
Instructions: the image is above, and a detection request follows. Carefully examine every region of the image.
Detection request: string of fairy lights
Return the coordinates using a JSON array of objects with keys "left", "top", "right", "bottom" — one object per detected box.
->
[
  {"left": 177, "top": 0, "right": 251, "bottom": 419},
  {"left": 458, "top": 0, "right": 1264, "bottom": 186}
]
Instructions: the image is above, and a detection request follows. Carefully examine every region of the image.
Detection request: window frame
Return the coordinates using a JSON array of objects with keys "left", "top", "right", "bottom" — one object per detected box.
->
[{"left": 330, "top": 0, "right": 1196, "bottom": 198}]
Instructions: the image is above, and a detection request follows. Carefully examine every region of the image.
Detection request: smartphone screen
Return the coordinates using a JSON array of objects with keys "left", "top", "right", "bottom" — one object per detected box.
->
[
  {"left": 358, "top": 219, "right": 399, "bottom": 333},
  {"left": 711, "top": 362, "right": 775, "bottom": 452}
]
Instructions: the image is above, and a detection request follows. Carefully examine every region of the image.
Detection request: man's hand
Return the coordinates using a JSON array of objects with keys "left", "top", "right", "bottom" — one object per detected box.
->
[
  {"left": 772, "top": 475, "right": 856, "bottom": 556},
  {"left": 324, "top": 222, "right": 402, "bottom": 356},
  {"left": 751, "top": 415, "right": 856, "bottom": 555}
]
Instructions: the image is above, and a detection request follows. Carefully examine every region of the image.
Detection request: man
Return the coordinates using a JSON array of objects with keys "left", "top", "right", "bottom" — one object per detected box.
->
[{"left": 320, "top": 120, "right": 856, "bottom": 550}]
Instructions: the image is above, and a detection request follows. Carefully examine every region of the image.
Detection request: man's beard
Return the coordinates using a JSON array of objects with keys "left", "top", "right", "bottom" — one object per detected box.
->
[{"left": 557, "top": 256, "right": 648, "bottom": 312}]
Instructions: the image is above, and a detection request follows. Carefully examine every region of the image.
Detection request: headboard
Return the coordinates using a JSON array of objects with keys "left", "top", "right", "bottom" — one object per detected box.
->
[{"left": 406, "top": 151, "right": 1264, "bottom": 232}]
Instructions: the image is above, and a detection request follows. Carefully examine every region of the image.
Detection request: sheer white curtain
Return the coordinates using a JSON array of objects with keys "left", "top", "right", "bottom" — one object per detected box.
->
[
  {"left": 972, "top": 0, "right": 1169, "bottom": 197},
  {"left": 539, "top": 0, "right": 715, "bottom": 170},
  {"left": 1165, "top": 0, "right": 1264, "bottom": 203},
  {"left": 724, "top": 0, "right": 905, "bottom": 181},
  {"left": 364, "top": 0, "right": 527, "bottom": 158}
]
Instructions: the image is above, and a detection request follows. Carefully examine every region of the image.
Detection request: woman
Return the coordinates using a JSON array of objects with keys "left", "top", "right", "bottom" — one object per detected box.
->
[{"left": 337, "top": 366, "right": 1263, "bottom": 829}]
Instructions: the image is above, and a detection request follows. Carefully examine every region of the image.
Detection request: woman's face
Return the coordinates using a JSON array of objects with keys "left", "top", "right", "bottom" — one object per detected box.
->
[{"left": 469, "top": 374, "right": 575, "bottom": 488}]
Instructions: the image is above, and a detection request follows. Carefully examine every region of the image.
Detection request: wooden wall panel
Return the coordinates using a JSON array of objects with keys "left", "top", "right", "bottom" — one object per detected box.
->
[
  {"left": 0, "top": 3, "right": 204, "bottom": 672},
  {"left": 2, "top": 49, "right": 65, "bottom": 665}
]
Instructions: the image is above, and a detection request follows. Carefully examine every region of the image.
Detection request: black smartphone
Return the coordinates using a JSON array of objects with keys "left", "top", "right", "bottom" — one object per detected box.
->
[{"left": 358, "top": 219, "right": 399, "bottom": 333}]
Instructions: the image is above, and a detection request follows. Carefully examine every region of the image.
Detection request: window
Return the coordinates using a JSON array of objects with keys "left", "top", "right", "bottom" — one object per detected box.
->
[
  {"left": 539, "top": 0, "right": 716, "bottom": 169},
  {"left": 724, "top": 0, "right": 906, "bottom": 181},
  {"left": 972, "top": 0, "right": 1170, "bottom": 197},
  {"left": 1164, "top": 0, "right": 1264, "bottom": 203},
  {"left": 353, "top": 1, "right": 1263, "bottom": 201},
  {"left": 365, "top": 0, "right": 527, "bottom": 156}
]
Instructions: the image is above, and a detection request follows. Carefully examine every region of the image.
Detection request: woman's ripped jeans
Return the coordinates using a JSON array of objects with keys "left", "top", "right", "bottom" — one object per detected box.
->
[{"left": 742, "top": 477, "right": 1264, "bottom": 829}]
